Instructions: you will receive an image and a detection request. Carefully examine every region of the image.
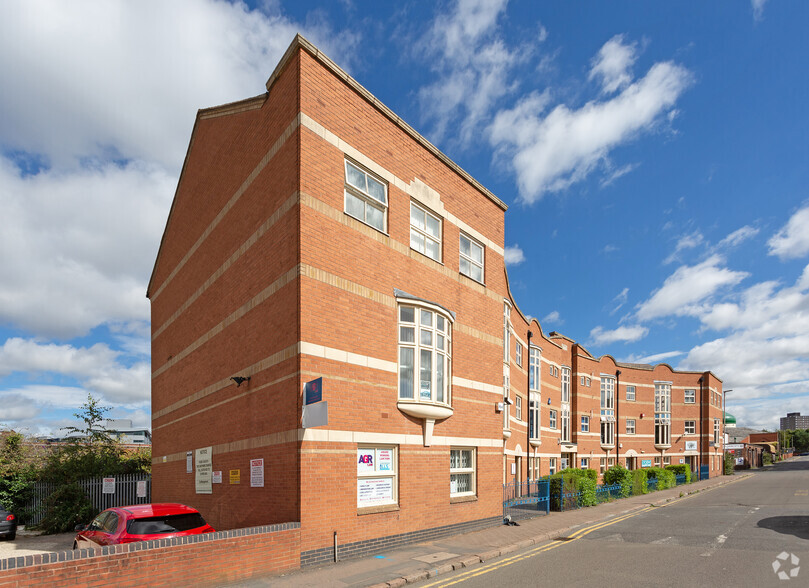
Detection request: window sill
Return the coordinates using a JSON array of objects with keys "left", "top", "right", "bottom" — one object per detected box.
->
[
  {"left": 344, "top": 212, "right": 390, "bottom": 237},
  {"left": 654, "top": 443, "right": 672, "bottom": 449},
  {"left": 357, "top": 504, "right": 399, "bottom": 516},
  {"left": 410, "top": 247, "right": 444, "bottom": 265},
  {"left": 397, "top": 401, "right": 453, "bottom": 420},
  {"left": 450, "top": 495, "right": 477, "bottom": 504}
]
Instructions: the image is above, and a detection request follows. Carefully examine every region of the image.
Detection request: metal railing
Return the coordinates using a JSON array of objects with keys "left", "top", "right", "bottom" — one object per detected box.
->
[
  {"left": 595, "top": 483, "right": 622, "bottom": 503},
  {"left": 24, "top": 474, "right": 151, "bottom": 525},
  {"left": 503, "top": 478, "right": 550, "bottom": 521}
]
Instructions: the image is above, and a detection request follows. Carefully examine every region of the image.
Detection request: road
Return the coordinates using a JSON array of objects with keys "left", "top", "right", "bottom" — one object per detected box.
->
[{"left": 414, "top": 458, "right": 809, "bottom": 587}]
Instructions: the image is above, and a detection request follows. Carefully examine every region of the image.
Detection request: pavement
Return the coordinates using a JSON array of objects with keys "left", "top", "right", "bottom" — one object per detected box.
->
[{"left": 235, "top": 472, "right": 751, "bottom": 588}]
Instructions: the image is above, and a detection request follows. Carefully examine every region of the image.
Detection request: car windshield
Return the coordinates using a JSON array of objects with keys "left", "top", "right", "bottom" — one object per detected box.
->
[{"left": 126, "top": 513, "right": 207, "bottom": 535}]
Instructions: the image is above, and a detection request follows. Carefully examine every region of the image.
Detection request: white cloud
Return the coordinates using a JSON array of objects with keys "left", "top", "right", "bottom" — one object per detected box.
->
[
  {"left": 0, "top": 338, "right": 149, "bottom": 405},
  {"left": 541, "top": 310, "right": 562, "bottom": 325},
  {"left": 768, "top": 204, "right": 809, "bottom": 260},
  {"left": 635, "top": 255, "right": 748, "bottom": 321},
  {"left": 489, "top": 43, "right": 692, "bottom": 202},
  {"left": 624, "top": 350, "right": 685, "bottom": 365},
  {"left": 504, "top": 244, "right": 525, "bottom": 265},
  {"left": 664, "top": 230, "right": 705, "bottom": 265},
  {"left": 0, "top": 158, "right": 173, "bottom": 338},
  {"left": 417, "top": 0, "right": 529, "bottom": 145},
  {"left": 718, "top": 225, "right": 759, "bottom": 249},
  {"left": 752, "top": 0, "right": 769, "bottom": 21},
  {"left": 590, "top": 324, "right": 648, "bottom": 345},
  {"left": 0, "top": 0, "right": 355, "bottom": 171},
  {"left": 610, "top": 287, "right": 629, "bottom": 315},
  {"left": 588, "top": 34, "right": 637, "bottom": 95}
]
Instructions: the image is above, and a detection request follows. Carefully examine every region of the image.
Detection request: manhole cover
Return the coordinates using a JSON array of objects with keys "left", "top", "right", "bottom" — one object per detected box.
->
[{"left": 413, "top": 552, "right": 459, "bottom": 563}]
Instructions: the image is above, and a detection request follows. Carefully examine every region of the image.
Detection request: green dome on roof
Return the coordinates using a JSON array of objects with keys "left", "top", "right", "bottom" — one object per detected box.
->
[{"left": 724, "top": 412, "right": 736, "bottom": 424}]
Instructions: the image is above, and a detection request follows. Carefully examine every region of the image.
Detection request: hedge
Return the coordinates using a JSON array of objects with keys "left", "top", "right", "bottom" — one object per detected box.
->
[
  {"left": 603, "top": 464, "right": 633, "bottom": 498},
  {"left": 665, "top": 464, "right": 690, "bottom": 483},
  {"left": 631, "top": 468, "right": 648, "bottom": 495}
]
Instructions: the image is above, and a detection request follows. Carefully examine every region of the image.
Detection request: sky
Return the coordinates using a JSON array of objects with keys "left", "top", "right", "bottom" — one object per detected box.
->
[{"left": 1, "top": 0, "right": 807, "bottom": 435}]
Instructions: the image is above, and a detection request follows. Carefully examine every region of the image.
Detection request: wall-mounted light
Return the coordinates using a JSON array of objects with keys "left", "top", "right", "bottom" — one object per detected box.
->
[
  {"left": 231, "top": 376, "right": 251, "bottom": 387},
  {"left": 547, "top": 398, "right": 552, "bottom": 405},
  {"left": 640, "top": 412, "right": 645, "bottom": 419}
]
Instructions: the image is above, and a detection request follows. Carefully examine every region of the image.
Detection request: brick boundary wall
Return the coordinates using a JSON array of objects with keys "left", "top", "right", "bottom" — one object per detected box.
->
[
  {"left": 0, "top": 522, "right": 300, "bottom": 587},
  {"left": 301, "top": 515, "right": 502, "bottom": 567}
]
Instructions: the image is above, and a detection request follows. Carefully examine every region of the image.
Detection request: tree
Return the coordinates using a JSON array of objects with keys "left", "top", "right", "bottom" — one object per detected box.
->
[{"left": 0, "top": 430, "right": 38, "bottom": 513}]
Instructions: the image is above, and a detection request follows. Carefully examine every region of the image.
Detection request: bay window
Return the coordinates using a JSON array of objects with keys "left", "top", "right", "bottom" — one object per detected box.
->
[
  {"left": 655, "top": 382, "right": 671, "bottom": 447},
  {"left": 398, "top": 304, "right": 452, "bottom": 405},
  {"left": 601, "top": 376, "right": 615, "bottom": 446}
]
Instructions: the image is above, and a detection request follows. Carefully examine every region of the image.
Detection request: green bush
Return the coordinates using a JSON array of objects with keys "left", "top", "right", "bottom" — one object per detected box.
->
[
  {"left": 578, "top": 476, "right": 597, "bottom": 506},
  {"left": 38, "top": 483, "right": 98, "bottom": 535},
  {"left": 665, "top": 464, "right": 690, "bottom": 483},
  {"left": 549, "top": 473, "right": 578, "bottom": 511},
  {"left": 561, "top": 467, "right": 598, "bottom": 482},
  {"left": 603, "top": 464, "right": 633, "bottom": 498},
  {"left": 631, "top": 468, "right": 648, "bottom": 495},
  {"left": 763, "top": 452, "right": 773, "bottom": 465},
  {"left": 723, "top": 452, "right": 735, "bottom": 475}
]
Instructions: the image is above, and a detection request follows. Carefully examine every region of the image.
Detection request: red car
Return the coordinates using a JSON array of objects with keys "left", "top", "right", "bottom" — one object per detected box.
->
[{"left": 73, "top": 503, "right": 214, "bottom": 549}]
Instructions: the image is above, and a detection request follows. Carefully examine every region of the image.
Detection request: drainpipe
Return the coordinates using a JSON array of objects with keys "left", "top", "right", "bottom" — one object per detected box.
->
[
  {"left": 615, "top": 370, "right": 621, "bottom": 468},
  {"left": 527, "top": 330, "right": 533, "bottom": 482},
  {"left": 698, "top": 376, "right": 704, "bottom": 477}
]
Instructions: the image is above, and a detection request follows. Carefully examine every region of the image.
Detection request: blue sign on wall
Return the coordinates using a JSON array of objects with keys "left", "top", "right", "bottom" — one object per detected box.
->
[
  {"left": 641, "top": 459, "right": 652, "bottom": 468},
  {"left": 304, "top": 377, "right": 322, "bottom": 405}
]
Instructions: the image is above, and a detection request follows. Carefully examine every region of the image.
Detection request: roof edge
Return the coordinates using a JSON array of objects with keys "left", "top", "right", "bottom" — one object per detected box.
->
[{"left": 267, "top": 34, "right": 508, "bottom": 212}]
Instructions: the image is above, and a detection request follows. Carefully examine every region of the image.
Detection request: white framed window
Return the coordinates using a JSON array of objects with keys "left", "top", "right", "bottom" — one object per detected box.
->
[
  {"left": 581, "top": 458, "right": 589, "bottom": 469},
  {"left": 515, "top": 396, "right": 522, "bottom": 421},
  {"left": 529, "top": 348, "right": 541, "bottom": 392},
  {"left": 561, "top": 408, "right": 570, "bottom": 442},
  {"left": 626, "top": 419, "right": 636, "bottom": 434},
  {"left": 516, "top": 343, "right": 523, "bottom": 368},
  {"left": 599, "top": 457, "right": 606, "bottom": 474},
  {"left": 580, "top": 375, "right": 585, "bottom": 386},
  {"left": 554, "top": 366, "right": 558, "bottom": 377},
  {"left": 459, "top": 233, "right": 484, "bottom": 283},
  {"left": 581, "top": 415, "right": 590, "bottom": 433},
  {"left": 357, "top": 446, "right": 397, "bottom": 508},
  {"left": 654, "top": 458, "right": 660, "bottom": 467},
  {"left": 685, "top": 420, "right": 695, "bottom": 435},
  {"left": 398, "top": 304, "right": 452, "bottom": 405},
  {"left": 586, "top": 377, "right": 591, "bottom": 387},
  {"left": 714, "top": 418, "right": 720, "bottom": 444},
  {"left": 626, "top": 385, "right": 636, "bottom": 401},
  {"left": 549, "top": 364, "right": 553, "bottom": 375},
  {"left": 529, "top": 392, "right": 540, "bottom": 440},
  {"left": 601, "top": 376, "right": 615, "bottom": 446},
  {"left": 549, "top": 457, "right": 557, "bottom": 475},
  {"left": 561, "top": 368, "right": 570, "bottom": 403},
  {"left": 655, "top": 382, "right": 672, "bottom": 446},
  {"left": 684, "top": 389, "right": 696, "bottom": 403},
  {"left": 410, "top": 202, "right": 441, "bottom": 261},
  {"left": 450, "top": 448, "right": 475, "bottom": 497},
  {"left": 718, "top": 394, "right": 722, "bottom": 409},
  {"left": 663, "top": 456, "right": 671, "bottom": 466},
  {"left": 345, "top": 160, "right": 387, "bottom": 232},
  {"left": 549, "top": 409, "right": 558, "bottom": 429}
]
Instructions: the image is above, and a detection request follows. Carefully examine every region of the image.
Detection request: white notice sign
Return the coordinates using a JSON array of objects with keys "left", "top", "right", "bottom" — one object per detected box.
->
[
  {"left": 685, "top": 441, "right": 698, "bottom": 451},
  {"left": 357, "top": 478, "right": 393, "bottom": 507},
  {"left": 195, "top": 447, "right": 213, "bottom": 494},
  {"left": 377, "top": 449, "right": 393, "bottom": 473},
  {"left": 357, "top": 449, "right": 375, "bottom": 474},
  {"left": 136, "top": 480, "right": 147, "bottom": 498},
  {"left": 212, "top": 471, "right": 222, "bottom": 484},
  {"left": 186, "top": 451, "right": 193, "bottom": 473},
  {"left": 251, "top": 458, "right": 264, "bottom": 487},
  {"left": 102, "top": 478, "right": 115, "bottom": 494}
]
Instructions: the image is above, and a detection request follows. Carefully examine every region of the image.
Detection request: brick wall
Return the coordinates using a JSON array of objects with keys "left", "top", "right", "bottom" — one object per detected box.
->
[{"left": 0, "top": 523, "right": 300, "bottom": 588}]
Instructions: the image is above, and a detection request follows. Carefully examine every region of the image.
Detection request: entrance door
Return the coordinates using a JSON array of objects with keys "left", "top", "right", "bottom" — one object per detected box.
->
[{"left": 626, "top": 456, "right": 636, "bottom": 470}]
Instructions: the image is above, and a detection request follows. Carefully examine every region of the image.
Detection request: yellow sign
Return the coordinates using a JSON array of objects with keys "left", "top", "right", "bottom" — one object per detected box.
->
[{"left": 229, "top": 469, "right": 240, "bottom": 484}]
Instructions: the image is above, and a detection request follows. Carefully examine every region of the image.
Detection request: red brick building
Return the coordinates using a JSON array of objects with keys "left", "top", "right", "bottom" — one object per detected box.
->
[{"left": 148, "top": 35, "right": 724, "bottom": 565}]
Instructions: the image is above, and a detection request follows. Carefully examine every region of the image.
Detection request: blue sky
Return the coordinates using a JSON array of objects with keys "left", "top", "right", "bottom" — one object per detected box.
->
[{"left": 1, "top": 0, "right": 807, "bottom": 434}]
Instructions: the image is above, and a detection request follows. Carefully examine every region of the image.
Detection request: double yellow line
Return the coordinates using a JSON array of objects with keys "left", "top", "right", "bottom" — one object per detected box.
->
[{"left": 422, "top": 476, "right": 749, "bottom": 587}]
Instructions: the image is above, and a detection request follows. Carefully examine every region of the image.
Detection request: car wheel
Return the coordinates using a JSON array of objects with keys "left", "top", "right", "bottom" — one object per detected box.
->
[{"left": 7, "top": 532, "right": 15, "bottom": 541}]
